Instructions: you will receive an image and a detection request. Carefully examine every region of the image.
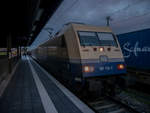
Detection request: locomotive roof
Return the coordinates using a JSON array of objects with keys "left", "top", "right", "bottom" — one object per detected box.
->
[
  {"left": 56, "top": 23, "right": 113, "bottom": 36},
  {"left": 71, "top": 23, "right": 112, "bottom": 33},
  {"left": 39, "top": 23, "right": 113, "bottom": 47}
]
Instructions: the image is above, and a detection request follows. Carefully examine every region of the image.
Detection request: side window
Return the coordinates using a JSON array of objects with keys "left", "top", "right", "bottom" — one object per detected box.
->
[{"left": 61, "top": 35, "right": 67, "bottom": 48}]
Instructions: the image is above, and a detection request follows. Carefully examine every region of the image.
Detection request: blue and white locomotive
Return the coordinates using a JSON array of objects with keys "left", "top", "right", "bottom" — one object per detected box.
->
[{"left": 32, "top": 23, "right": 126, "bottom": 93}]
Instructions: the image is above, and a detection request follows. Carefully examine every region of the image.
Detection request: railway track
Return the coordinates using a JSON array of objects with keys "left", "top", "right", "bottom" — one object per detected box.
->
[
  {"left": 127, "top": 68, "right": 150, "bottom": 83},
  {"left": 127, "top": 68, "right": 150, "bottom": 94},
  {"left": 88, "top": 96, "right": 140, "bottom": 113}
]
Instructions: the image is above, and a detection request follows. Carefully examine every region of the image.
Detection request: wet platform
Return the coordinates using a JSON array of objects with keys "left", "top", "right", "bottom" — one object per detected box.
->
[{"left": 0, "top": 56, "right": 94, "bottom": 113}]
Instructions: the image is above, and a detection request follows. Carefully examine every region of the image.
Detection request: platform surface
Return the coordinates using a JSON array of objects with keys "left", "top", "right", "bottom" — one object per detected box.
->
[{"left": 0, "top": 56, "right": 94, "bottom": 113}]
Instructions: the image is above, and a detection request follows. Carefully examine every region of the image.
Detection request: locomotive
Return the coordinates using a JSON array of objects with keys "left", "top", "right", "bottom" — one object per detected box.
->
[{"left": 32, "top": 23, "right": 126, "bottom": 94}]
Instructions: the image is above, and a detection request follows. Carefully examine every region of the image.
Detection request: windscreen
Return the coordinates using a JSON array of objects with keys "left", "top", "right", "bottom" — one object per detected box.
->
[
  {"left": 78, "top": 32, "right": 100, "bottom": 46},
  {"left": 78, "top": 31, "right": 118, "bottom": 47},
  {"left": 97, "top": 33, "right": 118, "bottom": 46}
]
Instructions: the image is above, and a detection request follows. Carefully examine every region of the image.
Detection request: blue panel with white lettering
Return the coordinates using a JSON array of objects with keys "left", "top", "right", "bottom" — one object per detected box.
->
[{"left": 118, "top": 29, "right": 150, "bottom": 70}]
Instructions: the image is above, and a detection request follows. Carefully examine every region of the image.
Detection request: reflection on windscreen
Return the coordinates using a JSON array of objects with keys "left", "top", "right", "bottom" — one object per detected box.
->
[{"left": 78, "top": 31, "right": 118, "bottom": 47}]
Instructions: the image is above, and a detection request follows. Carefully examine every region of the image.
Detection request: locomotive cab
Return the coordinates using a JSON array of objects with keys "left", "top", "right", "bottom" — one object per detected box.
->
[{"left": 70, "top": 24, "right": 126, "bottom": 79}]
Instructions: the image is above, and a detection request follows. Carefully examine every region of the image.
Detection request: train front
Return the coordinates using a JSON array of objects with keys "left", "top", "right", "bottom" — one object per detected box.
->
[{"left": 76, "top": 27, "right": 126, "bottom": 79}]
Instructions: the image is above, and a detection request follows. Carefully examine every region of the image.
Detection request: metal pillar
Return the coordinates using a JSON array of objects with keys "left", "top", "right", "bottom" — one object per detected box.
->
[
  {"left": 106, "top": 16, "right": 112, "bottom": 26},
  {"left": 17, "top": 47, "right": 20, "bottom": 59},
  {"left": 7, "top": 33, "right": 12, "bottom": 73},
  {"left": 19, "top": 46, "right": 21, "bottom": 58}
]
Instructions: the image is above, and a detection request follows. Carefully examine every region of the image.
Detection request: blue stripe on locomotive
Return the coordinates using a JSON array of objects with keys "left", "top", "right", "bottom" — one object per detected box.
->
[
  {"left": 117, "top": 29, "right": 150, "bottom": 70},
  {"left": 37, "top": 56, "right": 126, "bottom": 79},
  {"left": 70, "top": 61, "right": 126, "bottom": 78}
]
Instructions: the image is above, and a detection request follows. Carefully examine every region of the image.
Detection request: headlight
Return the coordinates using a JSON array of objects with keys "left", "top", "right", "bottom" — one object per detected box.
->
[
  {"left": 83, "top": 66, "right": 94, "bottom": 72},
  {"left": 99, "top": 47, "right": 104, "bottom": 52},
  {"left": 117, "top": 64, "right": 125, "bottom": 70}
]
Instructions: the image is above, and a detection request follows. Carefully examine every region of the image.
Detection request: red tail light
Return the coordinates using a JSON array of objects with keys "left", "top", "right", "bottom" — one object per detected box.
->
[
  {"left": 117, "top": 64, "right": 125, "bottom": 70},
  {"left": 107, "top": 47, "right": 111, "bottom": 51},
  {"left": 93, "top": 48, "right": 97, "bottom": 51}
]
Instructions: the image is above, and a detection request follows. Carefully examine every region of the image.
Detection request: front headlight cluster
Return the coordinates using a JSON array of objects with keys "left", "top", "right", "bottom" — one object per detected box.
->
[{"left": 83, "top": 66, "right": 94, "bottom": 73}]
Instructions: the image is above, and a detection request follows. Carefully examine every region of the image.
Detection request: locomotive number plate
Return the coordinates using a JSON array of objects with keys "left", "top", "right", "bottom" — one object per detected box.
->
[{"left": 99, "top": 66, "right": 113, "bottom": 71}]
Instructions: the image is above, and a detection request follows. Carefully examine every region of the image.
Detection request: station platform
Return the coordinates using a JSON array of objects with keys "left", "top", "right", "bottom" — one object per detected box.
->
[{"left": 0, "top": 56, "right": 94, "bottom": 113}]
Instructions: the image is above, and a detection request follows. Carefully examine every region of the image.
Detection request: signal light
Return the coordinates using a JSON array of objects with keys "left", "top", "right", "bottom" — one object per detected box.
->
[
  {"left": 99, "top": 47, "right": 104, "bottom": 52},
  {"left": 93, "top": 48, "right": 97, "bottom": 51},
  {"left": 83, "top": 66, "right": 94, "bottom": 73},
  {"left": 117, "top": 64, "right": 125, "bottom": 70},
  {"left": 107, "top": 47, "right": 111, "bottom": 51}
]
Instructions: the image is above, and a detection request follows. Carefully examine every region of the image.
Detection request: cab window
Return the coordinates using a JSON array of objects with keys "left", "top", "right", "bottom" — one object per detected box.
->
[
  {"left": 77, "top": 31, "right": 118, "bottom": 47},
  {"left": 97, "top": 33, "right": 118, "bottom": 47},
  {"left": 78, "top": 31, "right": 100, "bottom": 46}
]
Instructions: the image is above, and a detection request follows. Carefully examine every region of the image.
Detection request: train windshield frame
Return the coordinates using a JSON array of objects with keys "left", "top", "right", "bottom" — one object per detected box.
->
[{"left": 77, "top": 31, "right": 118, "bottom": 47}]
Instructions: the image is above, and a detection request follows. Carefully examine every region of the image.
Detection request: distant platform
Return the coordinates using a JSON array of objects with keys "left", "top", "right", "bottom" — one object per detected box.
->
[{"left": 0, "top": 56, "right": 94, "bottom": 113}]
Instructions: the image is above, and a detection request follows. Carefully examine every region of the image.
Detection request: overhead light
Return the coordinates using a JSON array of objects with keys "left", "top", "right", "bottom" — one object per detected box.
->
[{"left": 30, "top": 33, "right": 33, "bottom": 37}]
